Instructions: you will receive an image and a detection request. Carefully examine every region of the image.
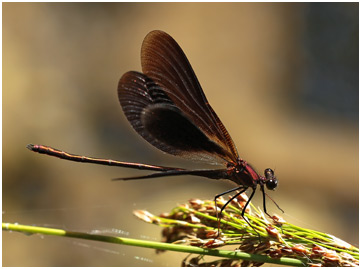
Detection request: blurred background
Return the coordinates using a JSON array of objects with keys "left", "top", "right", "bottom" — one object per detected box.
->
[{"left": 3, "top": 2, "right": 358, "bottom": 266}]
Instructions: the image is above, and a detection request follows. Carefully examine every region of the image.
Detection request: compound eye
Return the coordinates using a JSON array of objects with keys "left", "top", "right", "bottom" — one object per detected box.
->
[
  {"left": 264, "top": 168, "right": 274, "bottom": 180},
  {"left": 266, "top": 177, "right": 278, "bottom": 190}
]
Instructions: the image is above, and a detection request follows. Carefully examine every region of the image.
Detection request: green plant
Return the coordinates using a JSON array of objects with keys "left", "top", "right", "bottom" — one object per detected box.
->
[
  {"left": 3, "top": 194, "right": 358, "bottom": 266},
  {"left": 134, "top": 194, "right": 359, "bottom": 267}
]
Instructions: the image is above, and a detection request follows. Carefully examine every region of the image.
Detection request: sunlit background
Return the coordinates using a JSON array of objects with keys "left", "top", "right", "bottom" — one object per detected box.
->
[{"left": 3, "top": 2, "right": 358, "bottom": 266}]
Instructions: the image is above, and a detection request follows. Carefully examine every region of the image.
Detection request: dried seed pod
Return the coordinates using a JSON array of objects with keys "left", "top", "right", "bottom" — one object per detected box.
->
[
  {"left": 216, "top": 196, "right": 226, "bottom": 204},
  {"left": 228, "top": 194, "right": 250, "bottom": 213},
  {"left": 204, "top": 238, "right": 225, "bottom": 248},
  {"left": 281, "top": 246, "right": 293, "bottom": 255},
  {"left": 205, "top": 230, "right": 218, "bottom": 238},
  {"left": 185, "top": 214, "right": 201, "bottom": 224},
  {"left": 311, "top": 245, "right": 327, "bottom": 258},
  {"left": 339, "top": 252, "right": 358, "bottom": 262},
  {"left": 238, "top": 242, "right": 256, "bottom": 253},
  {"left": 238, "top": 192, "right": 249, "bottom": 202},
  {"left": 133, "top": 210, "right": 156, "bottom": 223},
  {"left": 271, "top": 214, "right": 286, "bottom": 225},
  {"left": 266, "top": 225, "right": 280, "bottom": 238},
  {"left": 323, "top": 250, "right": 340, "bottom": 262},
  {"left": 159, "top": 212, "right": 170, "bottom": 218},
  {"left": 254, "top": 241, "right": 271, "bottom": 253},
  {"left": 173, "top": 212, "right": 184, "bottom": 220},
  {"left": 189, "top": 198, "right": 204, "bottom": 209},
  {"left": 308, "top": 263, "right": 322, "bottom": 267},
  {"left": 292, "top": 244, "right": 309, "bottom": 255},
  {"left": 268, "top": 248, "right": 282, "bottom": 258}
]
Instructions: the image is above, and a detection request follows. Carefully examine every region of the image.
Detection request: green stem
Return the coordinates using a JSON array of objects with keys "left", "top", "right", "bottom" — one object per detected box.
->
[{"left": 3, "top": 222, "right": 307, "bottom": 266}]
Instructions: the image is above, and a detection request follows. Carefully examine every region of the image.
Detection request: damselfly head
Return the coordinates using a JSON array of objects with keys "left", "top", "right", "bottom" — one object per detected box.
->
[{"left": 264, "top": 168, "right": 278, "bottom": 190}]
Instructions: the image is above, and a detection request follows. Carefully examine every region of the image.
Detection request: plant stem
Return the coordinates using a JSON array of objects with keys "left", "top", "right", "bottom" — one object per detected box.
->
[{"left": 2, "top": 222, "right": 306, "bottom": 266}]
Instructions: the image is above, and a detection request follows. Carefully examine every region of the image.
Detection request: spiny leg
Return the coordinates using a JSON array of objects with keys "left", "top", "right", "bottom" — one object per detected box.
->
[
  {"left": 239, "top": 187, "right": 261, "bottom": 240},
  {"left": 264, "top": 191, "right": 284, "bottom": 214},
  {"left": 261, "top": 184, "right": 273, "bottom": 219},
  {"left": 214, "top": 186, "right": 245, "bottom": 237},
  {"left": 261, "top": 185, "right": 287, "bottom": 237}
]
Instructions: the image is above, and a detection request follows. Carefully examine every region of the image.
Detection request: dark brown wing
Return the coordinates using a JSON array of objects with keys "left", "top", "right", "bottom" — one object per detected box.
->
[
  {"left": 118, "top": 71, "right": 232, "bottom": 164},
  {"left": 141, "top": 30, "right": 239, "bottom": 163},
  {"left": 118, "top": 30, "right": 239, "bottom": 164}
]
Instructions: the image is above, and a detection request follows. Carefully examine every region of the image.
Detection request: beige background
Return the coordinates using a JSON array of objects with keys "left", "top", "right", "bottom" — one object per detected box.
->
[{"left": 3, "top": 3, "right": 358, "bottom": 266}]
